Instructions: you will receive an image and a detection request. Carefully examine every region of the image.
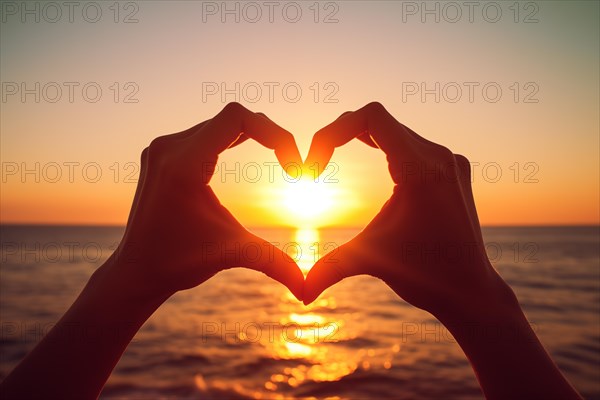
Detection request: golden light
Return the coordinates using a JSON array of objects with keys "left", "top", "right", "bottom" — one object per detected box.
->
[
  {"left": 283, "top": 342, "right": 313, "bottom": 358},
  {"left": 282, "top": 178, "right": 337, "bottom": 226},
  {"left": 293, "top": 228, "right": 319, "bottom": 276},
  {"left": 259, "top": 168, "right": 359, "bottom": 229},
  {"left": 288, "top": 313, "right": 326, "bottom": 326}
]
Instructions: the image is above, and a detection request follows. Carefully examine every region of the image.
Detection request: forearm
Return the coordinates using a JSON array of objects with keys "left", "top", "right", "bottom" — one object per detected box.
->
[
  {"left": 436, "top": 272, "right": 582, "bottom": 400},
  {"left": 0, "top": 256, "right": 169, "bottom": 399}
]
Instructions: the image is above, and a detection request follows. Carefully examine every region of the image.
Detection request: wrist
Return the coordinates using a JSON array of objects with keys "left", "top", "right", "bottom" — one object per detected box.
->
[
  {"left": 86, "top": 254, "right": 172, "bottom": 321},
  {"left": 433, "top": 265, "right": 525, "bottom": 329},
  {"left": 432, "top": 266, "right": 583, "bottom": 400}
]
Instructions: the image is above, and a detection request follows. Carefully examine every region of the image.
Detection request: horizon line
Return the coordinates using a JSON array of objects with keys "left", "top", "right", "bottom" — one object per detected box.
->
[{"left": 1, "top": 222, "right": 599, "bottom": 229}]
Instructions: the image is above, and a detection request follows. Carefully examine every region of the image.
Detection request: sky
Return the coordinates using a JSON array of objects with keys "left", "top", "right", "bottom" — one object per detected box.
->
[{"left": 1, "top": 0, "right": 598, "bottom": 227}]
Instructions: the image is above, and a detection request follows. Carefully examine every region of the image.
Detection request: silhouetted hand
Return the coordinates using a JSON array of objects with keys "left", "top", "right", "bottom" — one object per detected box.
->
[
  {"left": 302, "top": 102, "right": 582, "bottom": 400},
  {"left": 0, "top": 103, "right": 306, "bottom": 399},
  {"left": 117, "top": 102, "right": 304, "bottom": 300},
  {"left": 303, "top": 101, "right": 495, "bottom": 316}
]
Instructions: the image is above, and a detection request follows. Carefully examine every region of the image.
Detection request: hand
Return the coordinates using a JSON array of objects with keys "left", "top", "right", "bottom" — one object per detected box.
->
[
  {"left": 302, "top": 103, "right": 582, "bottom": 400},
  {"left": 113, "top": 102, "right": 305, "bottom": 301},
  {"left": 303, "top": 102, "right": 509, "bottom": 317},
  {"left": 0, "top": 103, "right": 308, "bottom": 399}
]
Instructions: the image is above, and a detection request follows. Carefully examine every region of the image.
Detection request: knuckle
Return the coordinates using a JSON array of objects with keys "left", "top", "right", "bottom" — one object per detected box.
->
[
  {"left": 454, "top": 153, "right": 470, "bottom": 167},
  {"left": 436, "top": 145, "right": 455, "bottom": 161},
  {"left": 149, "top": 135, "right": 168, "bottom": 150},
  {"left": 140, "top": 147, "right": 149, "bottom": 165},
  {"left": 453, "top": 153, "right": 471, "bottom": 179},
  {"left": 337, "top": 111, "right": 352, "bottom": 119},
  {"left": 222, "top": 101, "right": 245, "bottom": 116},
  {"left": 147, "top": 136, "right": 176, "bottom": 172},
  {"left": 148, "top": 137, "right": 165, "bottom": 160},
  {"left": 364, "top": 101, "right": 387, "bottom": 116}
]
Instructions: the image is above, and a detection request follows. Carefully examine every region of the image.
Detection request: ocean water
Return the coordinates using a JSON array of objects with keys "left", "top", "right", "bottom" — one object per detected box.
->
[{"left": 0, "top": 225, "right": 598, "bottom": 399}]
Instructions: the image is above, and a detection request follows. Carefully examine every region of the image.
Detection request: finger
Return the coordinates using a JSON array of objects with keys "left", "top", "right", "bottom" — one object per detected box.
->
[
  {"left": 180, "top": 119, "right": 211, "bottom": 138},
  {"left": 201, "top": 103, "right": 303, "bottom": 177},
  {"left": 227, "top": 133, "right": 249, "bottom": 148},
  {"left": 302, "top": 111, "right": 350, "bottom": 174},
  {"left": 358, "top": 133, "right": 379, "bottom": 148},
  {"left": 404, "top": 124, "right": 434, "bottom": 146},
  {"left": 337, "top": 112, "right": 424, "bottom": 147},
  {"left": 145, "top": 120, "right": 212, "bottom": 156},
  {"left": 240, "top": 234, "right": 305, "bottom": 301},
  {"left": 303, "top": 242, "right": 365, "bottom": 305},
  {"left": 161, "top": 119, "right": 211, "bottom": 141},
  {"left": 227, "top": 112, "right": 270, "bottom": 149},
  {"left": 333, "top": 112, "right": 378, "bottom": 148},
  {"left": 304, "top": 102, "right": 412, "bottom": 176}
]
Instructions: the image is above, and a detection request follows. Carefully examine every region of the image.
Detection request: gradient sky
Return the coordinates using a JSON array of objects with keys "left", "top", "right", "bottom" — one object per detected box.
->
[{"left": 1, "top": 0, "right": 598, "bottom": 227}]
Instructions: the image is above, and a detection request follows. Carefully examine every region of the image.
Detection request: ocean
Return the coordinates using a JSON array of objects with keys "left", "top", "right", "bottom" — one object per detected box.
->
[{"left": 0, "top": 225, "right": 598, "bottom": 399}]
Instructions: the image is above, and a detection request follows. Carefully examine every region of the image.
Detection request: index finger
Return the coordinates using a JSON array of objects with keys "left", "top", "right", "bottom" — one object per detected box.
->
[
  {"left": 303, "top": 102, "right": 410, "bottom": 176},
  {"left": 201, "top": 103, "right": 303, "bottom": 177}
]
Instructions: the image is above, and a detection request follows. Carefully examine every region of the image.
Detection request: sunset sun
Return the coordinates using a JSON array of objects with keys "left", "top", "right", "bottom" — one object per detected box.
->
[{"left": 282, "top": 178, "right": 337, "bottom": 225}]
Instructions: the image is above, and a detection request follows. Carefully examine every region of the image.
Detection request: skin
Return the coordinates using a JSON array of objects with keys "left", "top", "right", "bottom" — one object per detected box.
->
[
  {"left": 303, "top": 102, "right": 583, "bottom": 400},
  {"left": 0, "top": 102, "right": 582, "bottom": 399},
  {"left": 0, "top": 103, "right": 305, "bottom": 399}
]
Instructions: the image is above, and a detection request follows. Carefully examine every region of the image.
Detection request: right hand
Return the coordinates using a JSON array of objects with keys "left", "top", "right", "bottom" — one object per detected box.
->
[{"left": 303, "top": 102, "right": 515, "bottom": 319}]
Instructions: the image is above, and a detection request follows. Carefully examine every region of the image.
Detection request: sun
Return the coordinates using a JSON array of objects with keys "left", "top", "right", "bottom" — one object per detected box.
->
[{"left": 282, "top": 178, "right": 337, "bottom": 225}]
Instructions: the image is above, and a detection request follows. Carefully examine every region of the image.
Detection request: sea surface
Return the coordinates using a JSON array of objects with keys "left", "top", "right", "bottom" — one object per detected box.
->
[{"left": 1, "top": 225, "right": 599, "bottom": 399}]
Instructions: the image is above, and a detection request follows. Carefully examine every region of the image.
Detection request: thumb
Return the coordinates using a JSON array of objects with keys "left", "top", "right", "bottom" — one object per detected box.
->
[
  {"left": 239, "top": 234, "right": 305, "bottom": 301},
  {"left": 303, "top": 242, "right": 364, "bottom": 305}
]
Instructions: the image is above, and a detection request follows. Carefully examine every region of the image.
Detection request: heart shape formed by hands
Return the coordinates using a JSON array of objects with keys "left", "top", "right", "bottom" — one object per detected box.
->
[
  {"left": 120, "top": 101, "right": 491, "bottom": 321},
  {"left": 1, "top": 102, "right": 580, "bottom": 400}
]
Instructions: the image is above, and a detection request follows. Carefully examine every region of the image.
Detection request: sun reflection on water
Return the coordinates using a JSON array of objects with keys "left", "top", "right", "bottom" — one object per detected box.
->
[
  {"left": 262, "top": 227, "right": 361, "bottom": 394},
  {"left": 292, "top": 228, "right": 320, "bottom": 277}
]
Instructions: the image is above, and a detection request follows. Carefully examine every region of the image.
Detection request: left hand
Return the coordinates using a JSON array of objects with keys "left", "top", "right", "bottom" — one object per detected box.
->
[{"left": 110, "top": 102, "right": 305, "bottom": 301}]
